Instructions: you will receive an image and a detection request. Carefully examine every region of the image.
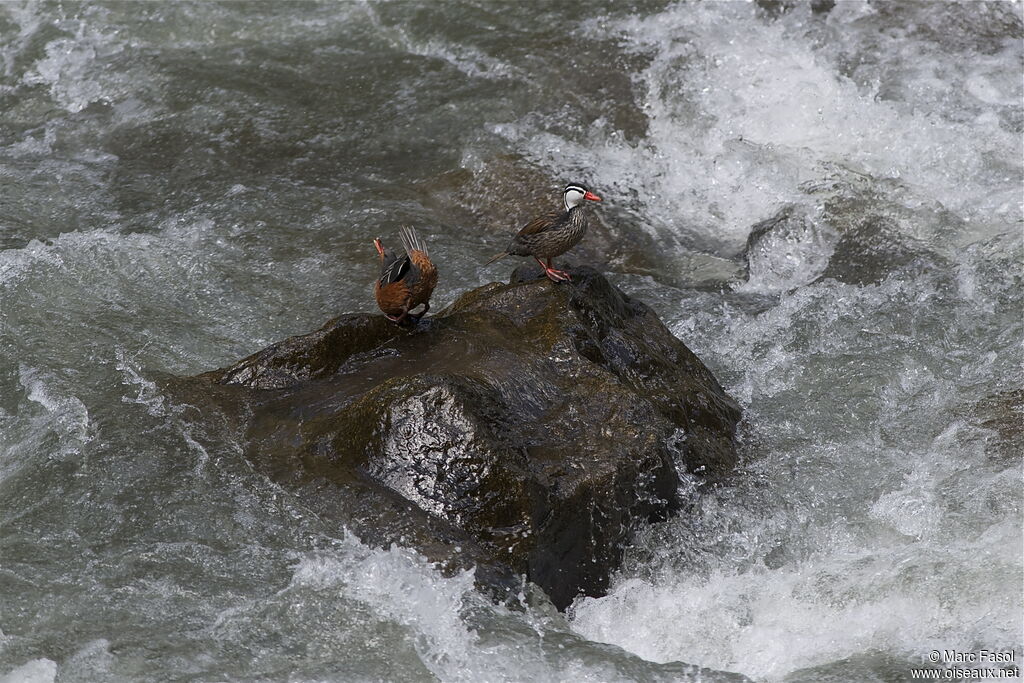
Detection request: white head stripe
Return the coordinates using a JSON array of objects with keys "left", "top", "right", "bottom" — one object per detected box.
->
[{"left": 563, "top": 185, "right": 587, "bottom": 210}]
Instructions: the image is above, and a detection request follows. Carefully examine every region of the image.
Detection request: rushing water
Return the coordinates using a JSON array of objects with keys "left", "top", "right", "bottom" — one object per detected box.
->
[{"left": 1, "top": 1, "right": 1021, "bottom": 681}]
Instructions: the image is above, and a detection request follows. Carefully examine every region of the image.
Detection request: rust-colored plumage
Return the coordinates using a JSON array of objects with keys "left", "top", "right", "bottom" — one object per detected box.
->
[
  {"left": 373, "top": 226, "right": 438, "bottom": 324},
  {"left": 486, "top": 183, "right": 601, "bottom": 282}
]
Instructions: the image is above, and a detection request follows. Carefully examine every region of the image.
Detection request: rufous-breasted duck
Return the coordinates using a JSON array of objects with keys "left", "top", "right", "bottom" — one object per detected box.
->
[{"left": 373, "top": 226, "right": 438, "bottom": 324}]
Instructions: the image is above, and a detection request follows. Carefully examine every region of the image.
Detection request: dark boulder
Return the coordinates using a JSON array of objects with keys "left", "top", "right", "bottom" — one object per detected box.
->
[
  {"left": 186, "top": 266, "right": 741, "bottom": 610},
  {"left": 817, "top": 216, "right": 944, "bottom": 286}
]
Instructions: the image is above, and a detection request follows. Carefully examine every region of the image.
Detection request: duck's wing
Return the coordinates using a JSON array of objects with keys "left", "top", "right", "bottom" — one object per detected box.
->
[
  {"left": 515, "top": 209, "right": 568, "bottom": 238},
  {"left": 379, "top": 254, "right": 412, "bottom": 285}
]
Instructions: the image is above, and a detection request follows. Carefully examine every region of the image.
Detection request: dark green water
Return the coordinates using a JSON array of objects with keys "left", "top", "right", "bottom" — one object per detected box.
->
[{"left": 1, "top": 2, "right": 1021, "bottom": 681}]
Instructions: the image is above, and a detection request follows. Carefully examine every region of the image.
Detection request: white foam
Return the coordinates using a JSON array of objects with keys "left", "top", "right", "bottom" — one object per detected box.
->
[
  {"left": 571, "top": 534, "right": 1020, "bottom": 680},
  {"left": 1, "top": 126, "right": 55, "bottom": 158},
  {"left": 115, "top": 347, "right": 215, "bottom": 473},
  {"left": 0, "top": 240, "right": 65, "bottom": 288},
  {"left": 0, "top": 659, "right": 56, "bottom": 683},
  {"left": 500, "top": 2, "right": 1021, "bottom": 253},
  {"left": 0, "top": 2, "right": 44, "bottom": 80},
  {"left": 567, "top": 225, "right": 1023, "bottom": 677},
  {"left": 115, "top": 348, "right": 167, "bottom": 418},
  {"left": 0, "top": 3, "right": 1019, "bottom": 680},
  {"left": 278, "top": 533, "right": 724, "bottom": 682},
  {"left": 291, "top": 541, "right": 479, "bottom": 679},
  {"left": 59, "top": 640, "right": 115, "bottom": 683},
  {"left": 21, "top": 12, "right": 124, "bottom": 113},
  {"left": 734, "top": 205, "right": 837, "bottom": 295},
  {"left": 360, "top": 2, "right": 523, "bottom": 82},
  {"left": 17, "top": 365, "right": 93, "bottom": 456},
  {"left": 1, "top": 365, "right": 92, "bottom": 483}
]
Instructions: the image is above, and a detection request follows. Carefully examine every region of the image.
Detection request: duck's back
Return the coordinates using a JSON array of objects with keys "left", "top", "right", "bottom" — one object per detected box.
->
[{"left": 509, "top": 207, "right": 588, "bottom": 258}]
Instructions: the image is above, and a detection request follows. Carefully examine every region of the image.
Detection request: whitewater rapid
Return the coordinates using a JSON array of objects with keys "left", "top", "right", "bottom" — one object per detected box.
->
[{"left": 1, "top": 1, "right": 1020, "bottom": 681}]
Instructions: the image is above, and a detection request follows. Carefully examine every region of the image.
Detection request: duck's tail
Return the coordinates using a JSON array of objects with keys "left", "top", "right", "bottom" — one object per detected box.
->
[{"left": 399, "top": 225, "right": 427, "bottom": 256}]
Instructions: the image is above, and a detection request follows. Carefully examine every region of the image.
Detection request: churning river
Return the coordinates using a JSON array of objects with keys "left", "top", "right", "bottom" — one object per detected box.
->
[{"left": 1, "top": 1, "right": 1021, "bottom": 681}]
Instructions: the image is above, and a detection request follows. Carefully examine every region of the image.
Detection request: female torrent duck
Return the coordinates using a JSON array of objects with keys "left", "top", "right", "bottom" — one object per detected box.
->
[{"left": 373, "top": 226, "right": 438, "bottom": 325}]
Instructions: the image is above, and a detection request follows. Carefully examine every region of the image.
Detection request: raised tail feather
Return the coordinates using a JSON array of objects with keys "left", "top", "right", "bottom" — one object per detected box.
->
[
  {"left": 399, "top": 225, "right": 427, "bottom": 256},
  {"left": 484, "top": 252, "right": 508, "bottom": 266}
]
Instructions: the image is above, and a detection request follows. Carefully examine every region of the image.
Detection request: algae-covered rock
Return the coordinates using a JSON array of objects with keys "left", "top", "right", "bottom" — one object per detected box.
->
[{"left": 190, "top": 267, "right": 740, "bottom": 609}]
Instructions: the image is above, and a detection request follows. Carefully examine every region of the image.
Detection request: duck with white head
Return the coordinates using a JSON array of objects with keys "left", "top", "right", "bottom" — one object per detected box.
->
[{"left": 486, "top": 183, "right": 602, "bottom": 282}]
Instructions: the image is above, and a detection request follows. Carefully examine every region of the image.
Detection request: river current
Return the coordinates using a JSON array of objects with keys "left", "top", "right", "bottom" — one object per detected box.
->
[{"left": 1, "top": 2, "right": 1021, "bottom": 681}]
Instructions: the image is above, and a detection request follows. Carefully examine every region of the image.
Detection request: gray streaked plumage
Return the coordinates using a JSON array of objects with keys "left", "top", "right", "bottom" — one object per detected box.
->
[{"left": 485, "top": 183, "right": 601, "bottom": 282}]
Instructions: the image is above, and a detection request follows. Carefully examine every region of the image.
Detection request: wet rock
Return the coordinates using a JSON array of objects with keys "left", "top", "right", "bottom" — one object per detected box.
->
[
  {"left": 818, "top": 213, "right": 938, "bottom": 286},
  {"left": 755, "top": 0, "right": 834, "bottom": 19},
  {"left": 741, "top": 192, "right": 948, "bottom": 290},
  {"left": 970, "top": 389, "right": 1024, "bottom": 463},
  {"left": 871, "top": 1, "right": 1024, "bottom": 55},
  {"left": 783, "top": 651, "right": 919, "bottom": 683},
  {"left": 816, "top": 187, "right": 951, "bottom": 286},
  {"left": 186, "top": 267, "right": 740, "bottom": 610}
]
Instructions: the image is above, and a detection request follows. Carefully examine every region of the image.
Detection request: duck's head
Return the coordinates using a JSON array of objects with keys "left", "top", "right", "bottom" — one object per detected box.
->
[
  {"left": 563, "top": 183, "right": 602, "bottom": 210},
  {"left": 374, "top": 238, "right": 395, "bottom": 266}
]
